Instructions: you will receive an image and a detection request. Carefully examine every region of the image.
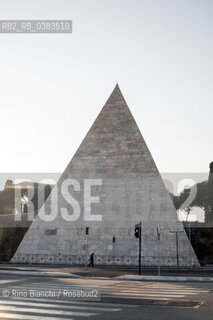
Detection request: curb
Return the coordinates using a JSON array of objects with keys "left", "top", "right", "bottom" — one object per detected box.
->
[
  {"left": 0, "top": 270, "right": 81, "bottom": 278},
  {"left": 115, "top": 275, "right": 213, "bottom": 282}
]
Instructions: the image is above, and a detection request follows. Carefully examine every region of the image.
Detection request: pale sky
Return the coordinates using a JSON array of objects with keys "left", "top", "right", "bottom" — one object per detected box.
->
[{"left": 0, "top": 0, "right": 212, "bottom": 181}]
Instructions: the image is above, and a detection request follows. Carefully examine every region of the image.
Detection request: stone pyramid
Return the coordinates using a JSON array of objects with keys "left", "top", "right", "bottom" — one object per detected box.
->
[{"left": 12, "top": 85, "right": 199, "bottom": 266}]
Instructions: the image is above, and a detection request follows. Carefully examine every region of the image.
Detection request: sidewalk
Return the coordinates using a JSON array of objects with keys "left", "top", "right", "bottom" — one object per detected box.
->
[
  {"left": 115, "top": 275, "right": 213, "bottom": 282},
  {"left": 1, "top": 264, "right": 213, "bottom": 281}
]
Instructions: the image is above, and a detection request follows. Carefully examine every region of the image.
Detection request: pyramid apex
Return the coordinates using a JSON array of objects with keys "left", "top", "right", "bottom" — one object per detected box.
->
[
  {"left": 113, "top": 83, "right": 122, "bottom": 93},
  {"left": 107, "top": 83, "right": 126, "bottom": 105}
]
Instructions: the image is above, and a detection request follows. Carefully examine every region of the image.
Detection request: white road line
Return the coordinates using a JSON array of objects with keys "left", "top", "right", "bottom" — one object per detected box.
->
[
  {"left": 106, "top": 288, "right": 209, "bottom": 293},
  {"left": 101, "top": 286, "right": 208, "bottom": 291},
  {"left": 0, "top": 312, "right": 74, "bottom": 320},
  {"left": 102, "top": 285, "right": 207, "bottom": 289},
  {"left": 134, "top": 287, "right": 206, "bottom": 291},
  {"left": 101, "top": 288, "right": 209, "bottom": 293},
  {"left": 12, "top": 284, "right": 208, "bottom": 291},
  {"left": 0, "top": 280, "right": 20, "bottom": 285},
  {"left": 6, "top": 285, "right": 99, "bottom": 290},
  {"left": 25, "top": 283, "right": 209, "bottom": 291},
  {"left": 0, "top": 300, "right": 121, "bottom": 312},
  {"left": 117, "top": 284, "right": 200, "bottom": 287},
  {"left": 103, "top": 295, "right": 179, "bottom": 301},
  {"left": 0, "top": 297, "right": 137, "bottom": 308},
  {"left": 103, "top": 293, "right": 185, "bottom": 298},
  {"left": 9, "top": 285, "right": 209, "bottom": 297},
  {"left": 13, "top": 285, "right": 209, "bottom": 293},
  {"left": 14, "top": 284, "right": 97, "bottom": 288},
  {"left": 104, "top": 289, "right": 206, "bottom": 294},
  {"left": 102, "top": 288, "right": 205, "bottom": 293},
  {"left": 16, "top": 286, "right": 96, "bottom": 291},
  {"left": 0, "top": 305, "right": 98, "bottom": 317}
]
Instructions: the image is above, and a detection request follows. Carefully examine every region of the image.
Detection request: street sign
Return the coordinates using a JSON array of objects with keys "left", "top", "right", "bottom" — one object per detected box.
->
[
  {"left": 169, "top": 225, "right": 184, "bottom": 233},
  {"left": 169, "top": 225, "right": 184, "bottom": 271}
]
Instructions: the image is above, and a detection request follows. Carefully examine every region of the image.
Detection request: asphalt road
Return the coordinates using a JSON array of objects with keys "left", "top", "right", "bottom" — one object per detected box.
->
[{"left": 0, "top": 275, "right": 212, "bottom": 319}]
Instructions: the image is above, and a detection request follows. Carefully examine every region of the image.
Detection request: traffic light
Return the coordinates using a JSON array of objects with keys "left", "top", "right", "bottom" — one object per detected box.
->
[
  {"left": 135, "top": 224, "right": 141, "bottom": 238},
  {"left": 134, "top": 222, "right": 142, "bottom": 275}
]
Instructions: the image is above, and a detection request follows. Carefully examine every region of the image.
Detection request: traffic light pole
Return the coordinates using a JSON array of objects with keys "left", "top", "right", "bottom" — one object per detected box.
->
[
  {"left": 139, "top": 221, "right": 141, "bottom": 275},
  {"left": 157, "top": 226, "right": 161, "bottom": 276},
  {"left": 176, "top": 231, "right": 179, "bottom": 271}
]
